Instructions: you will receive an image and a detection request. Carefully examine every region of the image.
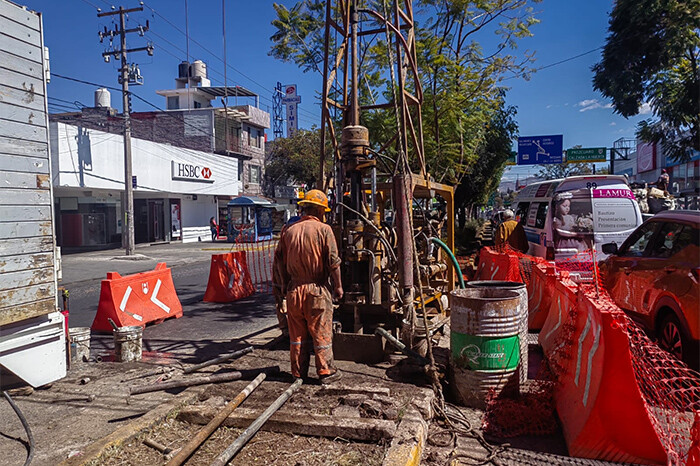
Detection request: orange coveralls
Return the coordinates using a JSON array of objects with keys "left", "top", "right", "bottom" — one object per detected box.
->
[{"left": 274, "top": 216, "right": 342, "bottom": 378}]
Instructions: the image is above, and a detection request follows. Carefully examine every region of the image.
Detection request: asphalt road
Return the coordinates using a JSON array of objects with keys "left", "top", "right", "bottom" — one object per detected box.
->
[{"left": 60, "top": 243, "right": 278, "bottom": 363}]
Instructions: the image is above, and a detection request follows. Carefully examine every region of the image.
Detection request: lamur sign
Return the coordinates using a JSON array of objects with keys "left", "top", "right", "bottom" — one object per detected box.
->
[{"left": 171, "top": 161, "right": 214, "bottom": 183}]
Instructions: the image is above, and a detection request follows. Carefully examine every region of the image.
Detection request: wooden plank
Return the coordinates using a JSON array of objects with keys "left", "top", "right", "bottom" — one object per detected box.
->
[
  {"left": 177, "top": 406, "right": 396, "bottom": 443},
  {"left": 0, "top": 134, "right": 47, "bottom": 157},
  {"left": 0, "top": 152, "right": 49, "bottom": 174},
  {"left": 0, "top": 16, "right": 41, "bottom": 49},
  {"left": 0, "top": 251, "right": 53, "bottom": 274},
  {"left": 0, "top": 236, "right": 53, "bottom": 257},
  {"left": 0, "top": 299, "right": 55, "bottom": 327},
  {"left": 0, "top": 118, "right": 47, "bottom": 143},
  {"left": 0, "top": 65, "right": 44, "bottom": 97},
  {"left": 0, "top": 188, "right": 51, "bottom": 206},
  {"left": 0, "top": 50, "right": 42, "bottom": 81},
  {"left": 0, "top": 205, "right": 51, "bottom": 222},
  {"left": 0, "top": 82, "right": 45, "bottom": 112},
  {"left": 0, "top": 171, "right": 50, "bottom": 189},
  {"left": 0, "top": 101, "right": 46, "bottom": 128},
  {"left": 0, "top": 33, "right": 43, "bottom": 71},
  {"left": 0, "top": 266, "right": 55, "bottom": 292},
  {"left": 0, "top": 220, "right": 52, "bottom": 238},
  {"left": 0, "top": 3, "right": 41, "bottom": 33},
  {"left": 0, "top": 281, "right": 56, "bottom": 311}
]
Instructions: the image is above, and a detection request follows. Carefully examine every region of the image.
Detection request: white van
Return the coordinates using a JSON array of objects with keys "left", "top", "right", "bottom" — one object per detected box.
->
[{"left": 513, "top": 175, "right": 643, "bottom": 262}]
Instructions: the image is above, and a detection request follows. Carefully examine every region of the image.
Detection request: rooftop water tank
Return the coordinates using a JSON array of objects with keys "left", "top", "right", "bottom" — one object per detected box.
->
[
  {"left": 94, "top": 88, "right": 111, "bottom": 108},
  {"left": 178, "top": 61, "right": 190, "bottom": 78},
  {"left": 191, "top": 60, "right": 207, "bottom": 79}
]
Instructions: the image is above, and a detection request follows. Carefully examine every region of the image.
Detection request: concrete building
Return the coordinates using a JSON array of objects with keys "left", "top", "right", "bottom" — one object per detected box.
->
[{"left": 49, "top": 60, "right": 271, "bottom": 249}]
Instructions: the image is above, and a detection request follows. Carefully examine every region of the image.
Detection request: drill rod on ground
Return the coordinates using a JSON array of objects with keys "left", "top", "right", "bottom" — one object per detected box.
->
[
  {"left": 129, "top": 366, "right": 279, "bottom": 395},
  {"left": 166, "top": 372, "right": 267, "bottom": 466},
  {"left": 375, "top": 327, "right": 431, "bottom": 366},
  {"left": 209, "top": 378, "right": 303, "bottom": 466},
  {"left": 183, "top": 346, "right": 254, "bottom": 374}
]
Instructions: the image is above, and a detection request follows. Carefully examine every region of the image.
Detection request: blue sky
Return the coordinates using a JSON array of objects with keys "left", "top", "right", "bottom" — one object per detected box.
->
[{"left": 23, "top": 0, "right": 654, "bottom": 182}]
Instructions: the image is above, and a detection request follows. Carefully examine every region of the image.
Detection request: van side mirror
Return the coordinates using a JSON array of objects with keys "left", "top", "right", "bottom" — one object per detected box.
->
[{"left": 602, "top": 243, "right": 618, "bottom": 255}]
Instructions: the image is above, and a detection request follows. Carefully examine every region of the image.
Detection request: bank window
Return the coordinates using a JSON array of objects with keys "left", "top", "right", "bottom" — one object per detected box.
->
[
  {"left": 167, "top": 96, "right": 179, "bottom": 110},
  {"left": 250, "top": 165, "right": 261, "bottom": 184}
]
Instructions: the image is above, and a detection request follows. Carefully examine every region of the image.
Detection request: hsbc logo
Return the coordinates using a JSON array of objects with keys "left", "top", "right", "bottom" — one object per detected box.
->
[{"left": 172, "top": 161, "right": 215, "bottom": 183}]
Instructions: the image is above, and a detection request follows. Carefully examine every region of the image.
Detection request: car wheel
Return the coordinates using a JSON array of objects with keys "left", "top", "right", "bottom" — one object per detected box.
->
[{"left": 658, "top": 313, "right": 686, "bottom": 362}]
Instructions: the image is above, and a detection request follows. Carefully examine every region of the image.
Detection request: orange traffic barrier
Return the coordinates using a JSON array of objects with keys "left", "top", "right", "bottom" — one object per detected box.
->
[
  {"left": 527, "top": 262, "right": 562, "bottom": 331},
  {"left": 540, "top": 285, "right": 666, "bottom": 464},
  {"left": 91, "top": 263, "right": 183, "bottom": 332},
  {"left": 203, "top": 252, "right": 255, "bottom": 303},
  {"left": 474, "top": 247, "right": 523, "bottom": 282}
]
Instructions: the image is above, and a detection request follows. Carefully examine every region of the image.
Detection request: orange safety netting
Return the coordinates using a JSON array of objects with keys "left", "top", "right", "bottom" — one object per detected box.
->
[
  {"left": 231, "top": 233, "right": 275, "bottom": 294},
  {"left": 479, "top": 245, "right": 700, "bottom": 465}
]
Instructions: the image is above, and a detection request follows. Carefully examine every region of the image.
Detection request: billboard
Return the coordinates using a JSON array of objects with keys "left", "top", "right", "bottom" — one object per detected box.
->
[
  {"left": 282, "top": 84, "right": 301, "bottom": 136},
  {"left": 636, "top": 142, "right": 656, "bottom": 173}
]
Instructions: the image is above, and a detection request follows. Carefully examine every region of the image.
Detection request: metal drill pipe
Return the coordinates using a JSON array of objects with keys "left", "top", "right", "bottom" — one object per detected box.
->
[
  {"left": 183, "top": 346, "right": 253, "bottom": 374},
  {"left": 209, "top": 378, "right": 303, "bottom": 466},
  {"left": 129, "top": 367, "right": 279, "bottom": 395},
  {"left": 166, "top": 372, "right": 267, "bottom": 466},
  {"left": 375, "top": 327, "right": 430, "bottom": 366}
]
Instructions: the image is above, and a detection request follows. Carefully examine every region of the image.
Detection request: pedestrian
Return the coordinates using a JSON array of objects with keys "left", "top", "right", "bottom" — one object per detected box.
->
[
  {"left": 209, "top": 216, "right": 218, "bottom": 242},
  {"left": 656, "top": 169, "right": 670, "bottom": 195},
  {"left": 494, "top": 209, "right": 529, "bottom": 253},
  {"left": 273, "top": 189, "right": 344, "bottom": 384},
  {"left": 272, "top": 215, "right": 302, "bottom": 338}
]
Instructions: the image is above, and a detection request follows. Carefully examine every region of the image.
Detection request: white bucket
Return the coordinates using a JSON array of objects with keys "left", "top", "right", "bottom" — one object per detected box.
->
[{"left": 69, "top": 327, "right": 91, "bottom": 363}]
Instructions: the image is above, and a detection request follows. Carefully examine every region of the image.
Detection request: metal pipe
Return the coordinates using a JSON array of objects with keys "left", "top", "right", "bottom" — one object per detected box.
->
[
  {"left": 144, "top": 438, "right": 174, "bottom": 455},
  {"left": 183, "top": 346, "right": 253, "bottom": 374},
  {"left": 374, "top": 327, "right": 430, "bottom": 366},
  {"left": 130, "top": 367, "right": 279, "bottom": 395},
  {"left": 371, "top": 165, "right": 377, "bottom": 212},
  {"left": 356, "top": 249, "right": 378, "bottom": 304},
  {"left": 166, "top": 372, "right": 267, "bottom": 466},
  {"left": 393, "top": 174, "right": 414, "bottom": 301},
  {"left": 209, "top": 378, "right": 303, "bottom": 466}
]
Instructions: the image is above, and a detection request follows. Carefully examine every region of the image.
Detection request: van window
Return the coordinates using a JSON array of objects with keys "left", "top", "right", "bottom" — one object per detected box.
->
[
  {"left": 535, "top": 203, "right": 548, "bottom": 229},
  {"left": 515, "top": 202, "right": 529, "bottom": 224},
  {"left": 526, "top": 204, "right": 539, "bottom": 227}
]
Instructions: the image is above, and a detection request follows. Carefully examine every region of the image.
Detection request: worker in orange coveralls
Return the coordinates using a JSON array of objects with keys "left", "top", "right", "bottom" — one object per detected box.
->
[
  {"left": 272, "top": 215, "right": 301, "bottom": 337},
  {"left": 273, "top": 189, "right": 344, "bottom": 384}
]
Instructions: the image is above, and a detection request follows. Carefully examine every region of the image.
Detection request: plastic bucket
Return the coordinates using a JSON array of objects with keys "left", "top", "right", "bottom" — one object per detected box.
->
[
  {"left": 449, "top": 287, "right": 521, "bottom": 409},
  {"left": 465, "top": 281, "right": 529, "bottom": 384},
  {"left": 113, "top": 326, "right": 143, "bottom": 362},
  {"left": 69, "top": 327, "right": 91, "bottom": 363}
]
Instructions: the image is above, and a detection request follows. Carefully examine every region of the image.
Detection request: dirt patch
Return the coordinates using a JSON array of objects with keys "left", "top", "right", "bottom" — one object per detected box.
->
[{"left": 96, "top": 416, "right": 387, "bottom": 466}]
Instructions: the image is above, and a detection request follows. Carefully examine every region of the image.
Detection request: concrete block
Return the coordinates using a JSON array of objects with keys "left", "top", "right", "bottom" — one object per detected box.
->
[{"left": 382, "top": 407, "right": 427, "bottom": 466}]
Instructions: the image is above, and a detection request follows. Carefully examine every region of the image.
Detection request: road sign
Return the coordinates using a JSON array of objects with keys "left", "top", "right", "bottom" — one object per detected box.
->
[
  {"left": 517, "top": 135, "right": 563, "bottom": 165},
  {"left": 566, "top": 147, "right": 606, "bottom": 163}
]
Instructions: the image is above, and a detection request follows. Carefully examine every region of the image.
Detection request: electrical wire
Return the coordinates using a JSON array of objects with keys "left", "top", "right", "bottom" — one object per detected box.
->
[
  {"left": 501, "top": 46, "right": 604, "bottom": 81},
  {"left": 3, "top": 391, "right": 34, "bottom": 466}
]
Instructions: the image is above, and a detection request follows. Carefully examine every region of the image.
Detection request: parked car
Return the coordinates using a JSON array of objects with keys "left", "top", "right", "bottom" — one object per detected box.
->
[{"left": 600, "top": 210, "right": 700, "bottom": 369}]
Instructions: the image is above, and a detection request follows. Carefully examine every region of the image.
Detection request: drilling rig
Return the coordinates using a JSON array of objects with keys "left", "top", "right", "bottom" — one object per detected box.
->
[{"left": 318, "top": 0, "right": 456, "bottom": 361}]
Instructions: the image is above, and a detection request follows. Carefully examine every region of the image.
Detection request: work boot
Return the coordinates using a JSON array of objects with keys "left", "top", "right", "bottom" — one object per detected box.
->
[{"left": 319, "top": 370, "right": 342, "bottom": 385}]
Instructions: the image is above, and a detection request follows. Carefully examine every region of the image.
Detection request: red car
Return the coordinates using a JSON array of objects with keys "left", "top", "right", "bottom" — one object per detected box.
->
[{"left": 601, "top": 210, "right": 700, "bottom": 369}]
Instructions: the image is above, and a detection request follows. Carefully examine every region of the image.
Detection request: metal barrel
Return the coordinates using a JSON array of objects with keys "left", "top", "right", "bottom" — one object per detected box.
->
[
  {"left": 113, "top": 326, "right": 143, "bottom": 362},
  {"left": 448, "top": 287, "right": 521, "bottom": 409},
  {"left": 69, "top": 327, "right": 91, "bottom": 363},
  {"left": 465, "top": 281, "right": 529, "bottom": 385}
]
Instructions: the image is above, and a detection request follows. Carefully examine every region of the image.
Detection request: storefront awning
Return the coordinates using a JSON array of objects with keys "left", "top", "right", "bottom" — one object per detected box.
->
[{"left": 227, "top": 196, "right": 275, "bottom": 207}]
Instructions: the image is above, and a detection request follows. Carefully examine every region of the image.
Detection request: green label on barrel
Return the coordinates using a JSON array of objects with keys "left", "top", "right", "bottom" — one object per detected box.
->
[{"left": 451, "top": 332, "right": 519, "bottom": 370}]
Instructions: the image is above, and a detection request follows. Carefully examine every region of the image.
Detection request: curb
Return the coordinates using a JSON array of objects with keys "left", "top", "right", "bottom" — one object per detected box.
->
[
  {"left": 382, "top": 406, "right": 428, "bottom": 466},
  {"left": 58, "top": 391, "right": 198, "bottom": 466}
]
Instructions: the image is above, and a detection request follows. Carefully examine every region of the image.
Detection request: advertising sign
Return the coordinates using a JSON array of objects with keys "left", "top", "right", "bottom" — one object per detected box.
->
[
  {"left": 566, "top": 147, "right": 607, "bottom": 163},
  {"left": 171, "top": 161, "right": 214, "bottom": 183},
  {"left": 637, "top": 142, "right": 656, "bottom": 173},
  {"left": 282, "top": 84, "right": 301, "bottom": 136},
  {"left": 517, "top": 135, "right": 563, "bottom": 165}
]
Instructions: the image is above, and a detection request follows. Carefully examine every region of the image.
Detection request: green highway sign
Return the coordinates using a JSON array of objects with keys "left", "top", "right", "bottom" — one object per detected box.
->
[{"left": 566, "top": 147, "right": 607, "bottom": 163}]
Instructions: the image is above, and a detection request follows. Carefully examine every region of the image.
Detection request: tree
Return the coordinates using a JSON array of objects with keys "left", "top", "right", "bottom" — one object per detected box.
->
[
  {"left": 264, "top": 128, "right": 332, "bottom": 196},
  {"left": 592, "top": 0, "right": 700, "bottom": 162},
  {"left": 536, "top": 162, "right": 594, "bottom": 180}
]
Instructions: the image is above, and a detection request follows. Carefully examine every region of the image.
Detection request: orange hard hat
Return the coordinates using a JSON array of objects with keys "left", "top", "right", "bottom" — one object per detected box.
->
[{"left": 298, "top": 189, "right": 330, "bottom": 212}]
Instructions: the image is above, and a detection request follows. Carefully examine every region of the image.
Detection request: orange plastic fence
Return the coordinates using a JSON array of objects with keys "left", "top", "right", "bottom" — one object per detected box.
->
[
  {"left": 91, "top": 263, "right": 183, "bottom": 332},
  {"left": 203, "top": 252, "right": 255, "bottom": 303}
]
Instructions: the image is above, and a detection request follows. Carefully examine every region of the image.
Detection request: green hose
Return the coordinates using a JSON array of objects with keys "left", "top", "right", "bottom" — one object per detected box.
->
[{"left": 429, "top": 237, "right": 466, "bottom": 289}]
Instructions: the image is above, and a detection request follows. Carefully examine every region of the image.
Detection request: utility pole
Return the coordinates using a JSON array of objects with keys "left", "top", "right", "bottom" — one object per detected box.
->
[{"left": 98, "top": 6, "right": 153, "bottom": 255}]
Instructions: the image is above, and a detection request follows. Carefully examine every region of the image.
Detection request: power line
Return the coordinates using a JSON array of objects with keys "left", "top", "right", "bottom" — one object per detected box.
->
[{"left": 502, "top": 46, "right": 604, "bottom": 81}]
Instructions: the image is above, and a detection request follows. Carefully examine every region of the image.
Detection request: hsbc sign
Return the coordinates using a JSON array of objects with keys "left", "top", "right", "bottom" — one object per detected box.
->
[{"left": 171, "top": 161, "right": 214, "bottom": 183}]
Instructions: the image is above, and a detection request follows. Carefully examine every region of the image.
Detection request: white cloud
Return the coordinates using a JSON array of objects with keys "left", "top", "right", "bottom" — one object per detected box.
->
[
  {"left": 546, "top": 104, "right": 552, "bottom": 109},
  {"left": 638, "top": 102, "right": 652, "bottom": 115},
  {"left": 609, "top": 122, "right": 616, "bottom": 126},
  {"left": 576, "top": 99, "right": 614, "bottom": 112}
]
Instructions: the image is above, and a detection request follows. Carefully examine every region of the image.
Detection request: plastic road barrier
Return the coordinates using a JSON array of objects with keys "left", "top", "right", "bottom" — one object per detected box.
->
[
  {"left": 203, "top": 252, "right": 255, "bottom": 303},
  {"left": 540, "top": 285, "right": 667, "bottom": 464},
  {"left": 91, "top": 263, "right": 183, "bottom": 332}
]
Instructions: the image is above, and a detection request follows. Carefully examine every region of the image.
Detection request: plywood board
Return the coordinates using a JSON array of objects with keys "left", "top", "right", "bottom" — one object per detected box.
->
[
  {"left": 0, "top": 299, "right": 56, "bottom": 327},
  {"left": 0, "top": 170, "right": 50, "bottom": 189},
  {"left": 0, "top": 187, "right": 51, "bottom": 205},
  {"left": 0, "top": 266, "right": 54, "bottom": 292},
  {"left": 0, "top": 236, "right": 53, "bottom": 257},
  {"left": 0, "top": 281, "right": 55, "bottom": 310},
  {"left": 0, "top": 136, "right": 47, "bottom": 158},
  {"left": 0, "top": 251, "right": 53, "bottom": 274},
  {"left": 0, "top": 117, "right": 47, "bottom": 143},
  {"left": 0, "top": 220, "right": 52, "bottom": 238}
]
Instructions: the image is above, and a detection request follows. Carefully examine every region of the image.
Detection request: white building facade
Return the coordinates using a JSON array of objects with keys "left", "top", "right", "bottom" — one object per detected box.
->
[{"left": 50, "top": 121, "right": 239, "bottom": 249}]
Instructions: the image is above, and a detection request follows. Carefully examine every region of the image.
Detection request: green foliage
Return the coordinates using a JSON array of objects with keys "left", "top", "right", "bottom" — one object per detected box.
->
[
  {"left": 456, "top": 218, "right": 484, "bottom": 250},
  {"left": 592, "top": 0, "right": 700, "bottom": 162},
  {"left": 536, "top": 162, "right": 595, "bottom": 180},
  {"left": 264, "top": 128, "right": 332, "bottom": 194}
]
